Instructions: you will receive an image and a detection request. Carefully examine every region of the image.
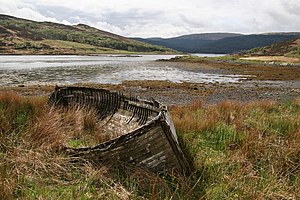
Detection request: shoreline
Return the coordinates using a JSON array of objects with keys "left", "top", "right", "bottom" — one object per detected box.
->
[
  {"left": 1, "top": 55, "right": 299, "bottom": 105},
  {"left": 157, "top": 55, "right": 300, "bottom": 81},
  {"left": 0, "top": 52, "right": 184, "bottom": 56},
  {"left": 1, "top": 79, "right": 299, "bottom": 106}
]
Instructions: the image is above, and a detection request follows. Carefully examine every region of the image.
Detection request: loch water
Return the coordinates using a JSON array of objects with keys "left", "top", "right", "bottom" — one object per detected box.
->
[{"left": 0, "top": 54, "right": 244, "bottom": 86}]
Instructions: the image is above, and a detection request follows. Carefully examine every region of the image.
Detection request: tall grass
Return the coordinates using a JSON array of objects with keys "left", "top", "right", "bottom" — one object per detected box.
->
[
  {"left": 0, "top": 92, "right": 192, "bottom": 199},
  {"left": 171, "top": 99, "right": 300, "bottom": 199},
  {"left": 1, "top": 92, "right": 300, "bottom": 199}
]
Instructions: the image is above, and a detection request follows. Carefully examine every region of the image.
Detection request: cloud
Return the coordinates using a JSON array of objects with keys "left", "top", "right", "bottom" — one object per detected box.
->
[
  {"left": 0, "top": 0, "right": 62, "bottom": 23},
  {"left": 0, "top": 0, "right": 299, "bottom": 37},
  {"left": 282, "top": 0, "right": 300, "bottom": 16}
]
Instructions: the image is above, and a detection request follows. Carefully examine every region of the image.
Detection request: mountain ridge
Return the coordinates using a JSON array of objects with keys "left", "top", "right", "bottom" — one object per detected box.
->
[{"left": 133, "top": 32, "right": 300, "bottom": 54}]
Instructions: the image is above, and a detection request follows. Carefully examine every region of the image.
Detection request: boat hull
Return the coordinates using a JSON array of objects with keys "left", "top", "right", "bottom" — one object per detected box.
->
[{"left": 48, "top": 86, "right": 191, "bottom": 175}]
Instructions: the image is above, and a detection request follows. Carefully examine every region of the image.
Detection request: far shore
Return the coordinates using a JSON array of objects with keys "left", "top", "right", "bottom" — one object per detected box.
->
[
  {"left": 0, "top": 52, "right": 184, "bottom": 56},
  {"left": 240, "top": 55, "right": 300, "bottom": 63}
]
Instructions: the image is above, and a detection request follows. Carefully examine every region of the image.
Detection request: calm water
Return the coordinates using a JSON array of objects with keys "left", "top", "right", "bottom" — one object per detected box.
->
[
  {"left": 192, "top": 53, "right": 227, "bottom": 57},
  {"left": 0, "top": 54, "right": 244, "bottom": 86}
]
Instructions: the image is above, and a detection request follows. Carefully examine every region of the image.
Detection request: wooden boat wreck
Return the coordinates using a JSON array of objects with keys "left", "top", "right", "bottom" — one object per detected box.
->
[{"left": 48, "top": 86, "right": 191, "bottom": 175}]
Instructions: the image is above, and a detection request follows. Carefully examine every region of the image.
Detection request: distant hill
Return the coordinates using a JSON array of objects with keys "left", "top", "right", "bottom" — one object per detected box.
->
[
  {"left": 245, "top": 37, "right": 300, "bottom": 58},
  {"left": 133, "top": 33, "right": 242, "bottom": 53},
  {"left": 0, "top": 14, "right": 175, "bottom": 55},
  {"left": 133, "top": 33, "right": 300, "bottom": 54}
]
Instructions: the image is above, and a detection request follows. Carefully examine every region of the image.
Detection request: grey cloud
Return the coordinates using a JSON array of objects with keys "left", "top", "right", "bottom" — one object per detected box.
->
[
  {"left": 101, "top": 9, "right": 165, "bottom": 28},
  {"left": 282, "top": 1, "right": 300, "bottom": 17},
  {"left": 35, "top": 5, "right": 97, "bottom": 24},
  {"left": 264, "top": 4, "right": 300, "bottom": 32},
  {"left": 35, "top": 4, "right": 166, "bottom": 34},
  {"left": 1, "top": 0, "right": 300, "bottom": 37},
  {"left": 179, "top": 14, "right": 206, "bottom": 29}
]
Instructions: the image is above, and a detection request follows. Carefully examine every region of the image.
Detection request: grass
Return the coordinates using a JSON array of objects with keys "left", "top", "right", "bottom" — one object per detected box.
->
[
  {"left": 158, "top": 55, "right": 238, "bottom": 62},
  {"left": 286, "top": 47, "right": 300, "bottom": 59},
  {"left": 160, "top": 54, "right": 300, "bottom": 65},
  {"left": 158, "top": 54, "right": 275, "bottom": 65},
  {"left": 1, "top": 38, "right": 176, "bottom": 55},
  {"left": 1, "top": 38, "right": 135, "bottom": 55},
  {"left": 1, "top": 92, "right": 300, "bottom": 199},
  {"left": 171, "top": 99, "right": 300, "bottom": 199}
]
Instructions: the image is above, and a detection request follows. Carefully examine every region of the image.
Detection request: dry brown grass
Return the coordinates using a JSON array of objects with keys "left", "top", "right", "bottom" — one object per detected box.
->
[
  {"left": 171, "top": 100, "right": 246, "bottom": 133},
  {"left": 0, "top": 91, "right": 46, "bottom": 133},
  {"left": 25, "top": 103, "right": 125, "bottom": 151},
  {"left": 170, "top": 99, "right": 300, "bottom": 199},
  {"left": 240, "top": 56, "right": 300, "bottom": 63},
  {"left": 1, "top": 91, "right": 300, "bottom": 199},
  {"left": 0, "top": 96, "right": 113, "bottom": 198},
  {"left": 0, "top": 92, "right": 191, "bottom": 199}
]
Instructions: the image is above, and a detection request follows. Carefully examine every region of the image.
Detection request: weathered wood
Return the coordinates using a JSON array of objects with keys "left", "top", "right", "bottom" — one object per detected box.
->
[{"left": 48, "top": 86, "right": 191, "bottom": 175}]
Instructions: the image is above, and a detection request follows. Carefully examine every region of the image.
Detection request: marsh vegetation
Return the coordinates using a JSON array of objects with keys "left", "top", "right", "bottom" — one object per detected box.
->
[{"left": 1, "top": 92, "right": 299, "bottom": 199}]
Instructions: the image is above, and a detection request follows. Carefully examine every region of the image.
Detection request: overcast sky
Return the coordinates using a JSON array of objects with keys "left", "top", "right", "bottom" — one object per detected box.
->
[{"left": 0, "top": 0, "right": 299, "bottom": 38}]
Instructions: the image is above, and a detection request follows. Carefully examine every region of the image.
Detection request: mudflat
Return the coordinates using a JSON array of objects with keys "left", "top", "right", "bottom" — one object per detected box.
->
[{"left": 1, "top": 58, "right": 300, "bottom": 105}]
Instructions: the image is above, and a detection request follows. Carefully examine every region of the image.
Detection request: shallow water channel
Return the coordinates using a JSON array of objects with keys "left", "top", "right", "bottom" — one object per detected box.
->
[{"left": 0, "top": 54, "right": 245, "bottom": 86}]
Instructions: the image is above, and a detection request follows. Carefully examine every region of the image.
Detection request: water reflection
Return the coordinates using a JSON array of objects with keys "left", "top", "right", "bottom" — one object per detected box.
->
[{"left": 0, "top": 55, "right": 245, "bottom": 86}]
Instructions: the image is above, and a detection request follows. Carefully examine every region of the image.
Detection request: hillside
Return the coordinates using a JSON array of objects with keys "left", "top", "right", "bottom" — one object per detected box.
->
[
  {"left": 133, "top": 33, "right": 242, "bottom": 53},
  {"left": 200, "top": 34, "right": 300, "bottom": 54},
  {"left": 0, "top": 14, "right": 175, "bottom": 55},
  {"left": 134, "top": 33, "right": 300, "bottom": 54},
  {"left": 246, "top": 37, "right": 300, "bottom": 58}
]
